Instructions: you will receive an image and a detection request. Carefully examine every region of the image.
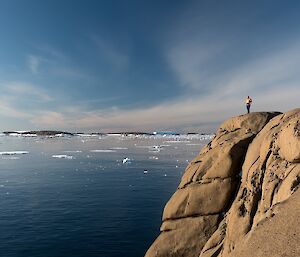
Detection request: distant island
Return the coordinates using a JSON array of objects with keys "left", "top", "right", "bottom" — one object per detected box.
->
[{"left": 2, "top": 130, "right": 212, "bottom": 137}]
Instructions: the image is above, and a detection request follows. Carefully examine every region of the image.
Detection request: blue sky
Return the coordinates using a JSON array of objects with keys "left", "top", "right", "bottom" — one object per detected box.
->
[{"left": 0, "top": 0, "right": 300, "bottom": 132}]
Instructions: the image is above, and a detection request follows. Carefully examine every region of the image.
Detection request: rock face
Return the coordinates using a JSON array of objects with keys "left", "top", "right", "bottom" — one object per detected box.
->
[
  {"left": 201, "top": 108, "right": 300, "bottom": 257},
  {"left": 145, "top": 109, "right": 300, "bottom": 257},
  {"left": 145, "top": 112, "right": 280, "bottom": 257}
]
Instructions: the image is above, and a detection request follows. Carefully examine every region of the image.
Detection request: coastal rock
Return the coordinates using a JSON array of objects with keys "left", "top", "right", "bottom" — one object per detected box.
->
[
  {"left": 200, "top": 108, "right": 300, "bottom": 257},
  {"left": 145, "top": 112, "right": 279, "bottom": 257},
  {"left": 147, "top": 215, "right": 219, "bottom": 257},
  {"left": 224, "top": 189, "right": 300, "bottom": 257}
]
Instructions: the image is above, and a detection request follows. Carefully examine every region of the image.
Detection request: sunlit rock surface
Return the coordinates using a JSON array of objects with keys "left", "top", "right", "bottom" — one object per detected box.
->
[{"left": 145, "top": 111, "right": 281, "bottom": 257}]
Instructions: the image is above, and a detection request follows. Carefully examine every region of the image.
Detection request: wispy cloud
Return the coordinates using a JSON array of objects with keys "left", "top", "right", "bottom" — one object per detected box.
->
[
  {"left": 27, "top": 45, "right": 93, "bottom": 81},
  {"left": 218, "top": 42, "right": 300, "bottom": 97},
  {"left": 2, "top": 81, "right": 53, "bottom": 102},
  {"left": 0, "top": 100, "right": 32, "bottom": 119},
  {"left": 30, "top": 38, "right": 300, "bottom": 132},
  {"left": 167, "top": 41, "right": 225, "bottom": 91},
  {"left": 0, "top": 81, "right": 54, "bottom": 125},
  {"left": 27, "top": 55, "right": 40, "bottom": 74},
  {"left": 92, "top": 35, "right": 130, "bottom": 70},
  {"left": 28, "top": 83, "right": 300, "bottom": 133},
  {"left": 164, "top": 8, "right": 300, "bottom": 120},
  {"left": 31, "top": 111, "right": 66, "bottom": 128}
]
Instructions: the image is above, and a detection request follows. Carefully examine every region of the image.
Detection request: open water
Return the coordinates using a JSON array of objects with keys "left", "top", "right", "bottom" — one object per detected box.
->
[{"left": 0, "top": 134, "right": 210, "bottom": 257}]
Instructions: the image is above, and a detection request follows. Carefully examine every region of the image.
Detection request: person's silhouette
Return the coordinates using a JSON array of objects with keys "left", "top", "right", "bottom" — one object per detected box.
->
[{"left": 245, "top": 96, "right": 252, "bottom": 114}]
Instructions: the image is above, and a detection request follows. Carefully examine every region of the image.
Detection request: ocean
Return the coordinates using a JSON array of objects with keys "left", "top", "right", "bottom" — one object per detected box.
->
[{"left": 0, "top": 134, "right": 210, "bottom": 257}]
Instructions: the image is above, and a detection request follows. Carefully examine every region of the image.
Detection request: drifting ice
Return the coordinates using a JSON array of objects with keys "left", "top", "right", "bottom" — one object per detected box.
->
[
  {"left": 122, "top": 157, "right": 131, "bottom": 164},
  {"left": 90, "top": 150, "right": 116, "bottom": 153},
  {"left": 52, "top": 155, "right": 74, "bottom": 159},
  {"left": 0, "top": 151, "right": 29, "bottom": 155}
]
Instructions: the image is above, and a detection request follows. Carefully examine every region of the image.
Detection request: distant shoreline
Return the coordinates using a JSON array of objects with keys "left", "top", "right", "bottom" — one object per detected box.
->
[{"left": 1, "top": 130, "right": 214, "bottom": 137}]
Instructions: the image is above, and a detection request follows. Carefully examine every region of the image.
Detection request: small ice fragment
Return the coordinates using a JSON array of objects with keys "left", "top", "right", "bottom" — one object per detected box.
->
[
  {"left": 52, "top": 155, "right": 74, "bottom": 159},
  {"left": 149, "top": 156, "right": 159, "bottom": 160},
  {"left": 122, "top": 157, "right": 131, "bottom": 164},
  {"left": 175, "top": 165, "right": 178, "bottom": 168},
  {"left": 164, "top": 174, "right": 167, "bottom": 177}
]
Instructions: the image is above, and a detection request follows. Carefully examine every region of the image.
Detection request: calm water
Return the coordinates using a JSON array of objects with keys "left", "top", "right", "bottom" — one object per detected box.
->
[{"left": 0, "top": 134, "right": 209, "bottom": 257}]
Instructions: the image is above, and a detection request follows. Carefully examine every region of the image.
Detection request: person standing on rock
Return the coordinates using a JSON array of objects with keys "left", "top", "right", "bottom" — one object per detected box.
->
[{"left": 245, "top": 96, "right": 252, "bottom": 114}]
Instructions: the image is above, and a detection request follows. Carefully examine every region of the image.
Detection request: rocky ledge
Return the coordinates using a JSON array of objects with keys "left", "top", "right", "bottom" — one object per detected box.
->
[{"left": 145, "top": 108, "right": 300, "bottom": 257}]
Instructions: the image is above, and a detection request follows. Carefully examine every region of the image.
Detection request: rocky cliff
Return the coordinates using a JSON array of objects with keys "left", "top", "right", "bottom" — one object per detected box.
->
[{"left": 145, "top": 108, "right": 300, "bottom": 257}]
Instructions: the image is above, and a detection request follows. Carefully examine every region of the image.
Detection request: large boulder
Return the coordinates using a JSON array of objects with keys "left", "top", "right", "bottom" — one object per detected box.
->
[{"left": 145, "top": 112, "right": 279, "bottom": 257}]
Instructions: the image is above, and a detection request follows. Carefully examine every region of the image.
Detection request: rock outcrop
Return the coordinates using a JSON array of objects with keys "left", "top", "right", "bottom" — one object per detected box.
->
[{"left": 145, "top": 109, "right": 300, "bottom": 257}]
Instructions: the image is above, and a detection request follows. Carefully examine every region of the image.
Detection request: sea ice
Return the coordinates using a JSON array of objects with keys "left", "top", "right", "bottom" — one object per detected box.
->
[
  {"left": 149, "top": 156, "right": 159, "bottom": 160},
  {"left": 90, "top": 150, "right": 116, "bottom": 153},
  {"left": 76, "top": 134, "right": 98, "bottom": 137},
  {"left": 0, "top": 151, "right": 29, "bottom": 155},
  {"left": 2, "top": 156, "right": 20, "bottom": 160},
  {"left": 52, "top": 155, "right": 74, "bottom": 159},
  {"left": 163, "top": 140, "right": 191, "bottom": 143},
  {"left": 110, "top": 147, "right": 128, "bottom": 150},
  {"left": 122, "top": 157, "right": 131, "bottom": 164},
  {"left": 22, "top": 134, "right": 37, "bottom": 137}
]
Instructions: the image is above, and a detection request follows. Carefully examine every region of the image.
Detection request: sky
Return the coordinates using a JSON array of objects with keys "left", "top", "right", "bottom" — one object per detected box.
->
[{"left": 0, "top": 0, "right": 300, "bottom": 133}]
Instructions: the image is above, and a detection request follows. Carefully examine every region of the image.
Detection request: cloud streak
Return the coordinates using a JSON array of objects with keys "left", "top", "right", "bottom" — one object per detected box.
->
[
  {"left": 92, "top": 35, "right": 130, "bottom": 70},
  {"left": 1, "top": 81, "right": 53, "bottom": 102},
  {"left": 27, "top": 55, "right": 40, "bottom": 74}
]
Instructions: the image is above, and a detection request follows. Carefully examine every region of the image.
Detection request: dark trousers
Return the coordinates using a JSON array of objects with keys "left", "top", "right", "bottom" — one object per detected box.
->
[{"left": 246, "top": 104, "right": 251, "bottom": 113}]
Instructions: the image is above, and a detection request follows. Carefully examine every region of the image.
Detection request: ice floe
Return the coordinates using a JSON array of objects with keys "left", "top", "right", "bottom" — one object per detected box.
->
[
  {"left": 21, "top": 134, "right": 37, "bottom": 137},
  {"left": 122, "top": 157, "right": 131, "bottom": 164},
  {"left": 90, "top": 150, "right": 116, "bottom": 153},
  {"left": 0, "top": 151, "right": 29, "bottom": 155},
  {"left": 149, "top": 156, "right": 159, "bottom": 160},
  {"left": 52, "top": 155, "right": 74, "bottom": 159},
  {"left": 110, "top": 147, "right": 128, "bottom": 150},
  {"left": 2, "top": 156, "right": 20, "bottom": 160},
  {"left": 136, "top": 145, "right": 166, "bottom": 152},
  {"left": 164, "top": 140, "right": 191, "bottom": 143}
]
